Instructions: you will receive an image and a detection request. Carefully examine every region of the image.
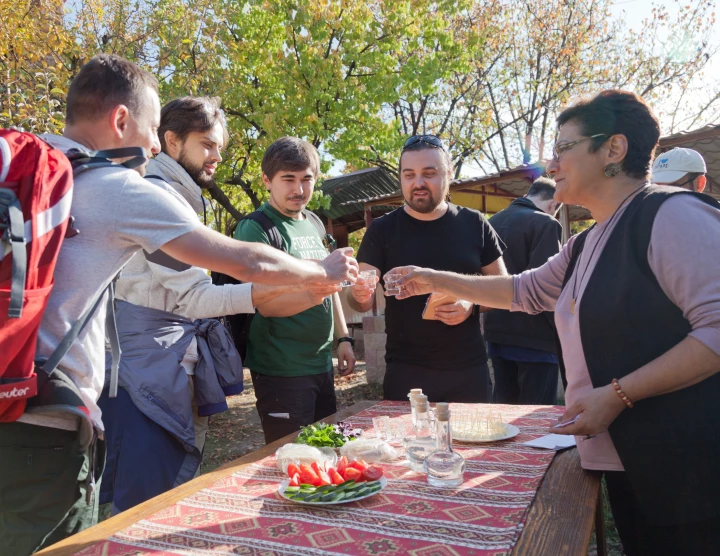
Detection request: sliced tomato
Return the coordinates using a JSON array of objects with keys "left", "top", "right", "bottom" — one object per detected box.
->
[
  {"left": 317, "top": 470, "right": 332, "bottom": 486},
  {"left": 343, "top": 467, "right": 363, "bottom": 482},
  {"left": 289, "top": 473, "right": 300, "bottom": 487},
  {"left": 350, "top": 459, "right": 368, "bottom": 472},
  {"left": 287, "top": 463, "right": 301, "bottom": 479},
  {"left": 299, "top": 464, "right": 320, "bottom": 486},
  {"left": 361, "top": 465, "right": 383, "bottom": 482},
  {"left": 330, "top": 470, "right": 345, "bottom": 485},
  {"left": 311, "top": 461, "right": 322, "bottom": 475},
  {"left": 337, "top": 456, "right": 348, "bottom": 475}
]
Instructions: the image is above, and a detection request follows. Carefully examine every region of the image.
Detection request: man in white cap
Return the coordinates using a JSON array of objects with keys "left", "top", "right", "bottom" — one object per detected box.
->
[{"left": 652, "top": 147, "right": 707, "bottom": 192}]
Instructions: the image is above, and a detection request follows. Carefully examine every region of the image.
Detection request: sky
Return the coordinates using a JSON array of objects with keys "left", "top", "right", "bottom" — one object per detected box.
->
[{"left": 445, "top": 0, "right": 720, "bottom": 178}]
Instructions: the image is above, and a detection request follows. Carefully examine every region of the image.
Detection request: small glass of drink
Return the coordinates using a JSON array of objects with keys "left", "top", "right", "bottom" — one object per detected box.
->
[
  {"left": 384, "top": 273, "right": 402, "bottom": 296},
  {"left": 372, "top": 416, "right": 390, "bottom": 441}
]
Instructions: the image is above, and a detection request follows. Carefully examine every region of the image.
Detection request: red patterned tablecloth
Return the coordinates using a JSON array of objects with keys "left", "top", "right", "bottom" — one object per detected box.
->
[{"left": 77, "top": 401, "right": 565, "bottom": 556}]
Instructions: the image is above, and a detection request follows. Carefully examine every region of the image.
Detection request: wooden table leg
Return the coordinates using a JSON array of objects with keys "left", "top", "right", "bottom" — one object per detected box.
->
[{"left": 595, "top": 485, "right": 607, "bottom": 556}]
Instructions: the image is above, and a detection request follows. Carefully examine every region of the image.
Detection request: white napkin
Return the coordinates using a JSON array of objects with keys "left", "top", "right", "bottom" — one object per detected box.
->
[{"left": 522, "top": 434, "right": 576, "bottom": 450}]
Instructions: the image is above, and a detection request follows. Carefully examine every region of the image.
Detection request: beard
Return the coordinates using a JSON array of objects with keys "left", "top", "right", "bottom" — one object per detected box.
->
[
  {"left": 177, "top": 148, "right": 215, "bottom": 190},
  {"left": 404, "top": 187, "right": 441, "bottom": 213}
]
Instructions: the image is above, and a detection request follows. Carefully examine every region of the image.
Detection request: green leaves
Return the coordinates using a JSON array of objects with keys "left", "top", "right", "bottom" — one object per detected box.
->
[{"left": 4, "top": 0, "right": 718, "bottom": 232}]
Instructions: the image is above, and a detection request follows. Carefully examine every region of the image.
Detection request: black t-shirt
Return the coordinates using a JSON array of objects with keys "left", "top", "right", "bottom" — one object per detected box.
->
[{"left": 357, "top": 203, "right": 505, "bottom": 370}]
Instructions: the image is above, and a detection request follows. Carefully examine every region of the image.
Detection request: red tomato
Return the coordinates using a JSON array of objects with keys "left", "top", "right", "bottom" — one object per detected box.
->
[
  {"left": 343, "top": 467, "right": 363, "bottom": 482},
  {"left": 337, "top": 456, "right": 348, "bottom": 475},
  {"left": 330, "top": 470, "right": 345, "bottom": 485},
  {"left": 311, "top": 461, "right": 322, "bottom": 475},
  {"left": 289, "top": 473, "right": 300, "bottom": 487},
  {"left": 287, "top": 463, "right": 301, "bottom": 479},
  {"left": 299, "top": 464, "right": 319, "bottom": 486},
  {"left": 350, "top": 459, "right": 368, "bottom": 472},
  {"left": 318, "top": 470, "right": 332, "bottom": 486},
  {"left": 361, "top": 466, "right": 383, "bottom": 482}
]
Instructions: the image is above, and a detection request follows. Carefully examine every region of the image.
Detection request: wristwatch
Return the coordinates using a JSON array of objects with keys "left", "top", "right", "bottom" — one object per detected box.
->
[{"left": 337, "top": 336, "right": 355, "bottom": 347}]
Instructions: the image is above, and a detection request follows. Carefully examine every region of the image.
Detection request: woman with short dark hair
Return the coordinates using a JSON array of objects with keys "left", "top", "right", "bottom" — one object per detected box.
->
[{"left": 390, "top": 89, "right": 720, "bottom": 555}]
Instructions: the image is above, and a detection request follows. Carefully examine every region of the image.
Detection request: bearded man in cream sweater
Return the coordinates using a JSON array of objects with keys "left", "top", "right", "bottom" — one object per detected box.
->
[{"left": 98, "top": 97, "right": 339, "bottom": 513}]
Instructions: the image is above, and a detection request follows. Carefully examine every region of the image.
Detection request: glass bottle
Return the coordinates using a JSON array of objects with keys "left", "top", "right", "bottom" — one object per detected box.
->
[
  {"left": 424, "top": 403, "right": 465, "bottom": 487},
  {"left": 407, "top": 388, "right": 423, "bottom": 428},
  {"left": 403, "top": 395, "right": 436, "bottom": 473}
]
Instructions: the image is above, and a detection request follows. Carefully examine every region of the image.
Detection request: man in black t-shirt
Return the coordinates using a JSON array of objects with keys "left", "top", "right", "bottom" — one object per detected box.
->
[{"left": 347, "top": 135, "right": 506, "bottom": 402}]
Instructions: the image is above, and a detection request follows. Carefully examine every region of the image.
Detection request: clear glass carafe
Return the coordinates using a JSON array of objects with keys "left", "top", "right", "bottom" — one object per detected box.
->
[
  {"left": 424, "top": 403, "right": 465, "bottom": 487},
  {"left": 403, "top": 395, "right": 436, "bottom": 473}
]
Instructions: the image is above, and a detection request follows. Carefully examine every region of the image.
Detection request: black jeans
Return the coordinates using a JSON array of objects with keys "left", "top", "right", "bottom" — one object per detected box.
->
[
  {"left": 605, "top": 471, "right": 720, "bottom": 556},
  {"left": 491, "top": 356, "right": 558, "bottom": 405},
  {"left": 251, "top": 370, "right": 337, "bottom": 445},
  {"left": 383, "top": 359, "right": 491, "bottom": 402}
]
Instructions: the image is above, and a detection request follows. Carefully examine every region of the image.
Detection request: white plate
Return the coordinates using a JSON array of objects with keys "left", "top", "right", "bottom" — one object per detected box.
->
[
  {"left": 452, "top": 423, "right": 520, "bottom": 443},
  {"left": 278, "top": 476, "right": 387, "bottom": 505}
]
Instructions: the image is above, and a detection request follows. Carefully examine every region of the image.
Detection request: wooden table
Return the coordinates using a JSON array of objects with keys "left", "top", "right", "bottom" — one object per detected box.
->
[{"left": 38, "top": 401, "right": 604, "bottom": 556}]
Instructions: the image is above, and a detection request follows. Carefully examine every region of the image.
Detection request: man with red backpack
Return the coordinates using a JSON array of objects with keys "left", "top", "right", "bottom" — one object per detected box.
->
[{"left": 0, "top": 54, "right": 358, "bottom": 554}]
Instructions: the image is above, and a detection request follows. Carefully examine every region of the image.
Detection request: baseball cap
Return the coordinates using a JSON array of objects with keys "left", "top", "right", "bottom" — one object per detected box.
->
[{"left": 652, "top": 148, "right": 706, "bottom": 184}]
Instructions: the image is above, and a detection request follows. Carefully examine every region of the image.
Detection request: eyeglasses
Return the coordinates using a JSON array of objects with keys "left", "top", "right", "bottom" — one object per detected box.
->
[
  {"left": 552, "top": 134, "right": 606, "bottom": 162},
  {"left": 403, "top": 134, "right": 446, "bottom": 150}
]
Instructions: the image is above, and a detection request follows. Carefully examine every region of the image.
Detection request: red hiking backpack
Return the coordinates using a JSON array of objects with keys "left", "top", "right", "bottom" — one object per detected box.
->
[
  {"left": 0, "top": 130, "right": 143, "bottom": 423},
  {"left": 0, "top": 130, "right": 74, "bottom": 421}
]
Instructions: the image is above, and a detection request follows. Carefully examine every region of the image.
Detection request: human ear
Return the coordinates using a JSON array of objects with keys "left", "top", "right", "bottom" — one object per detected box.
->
[
  {"left": 109, "top": 105, "right": 130, "bottom": 138},
  {"left": 606, "top": 134, "right": 629, "bottom": 165},
  {"left": 164, "top": 130, "right": 182, "bottom": 158},
  {"left": 696, "top": 175, "right": 707, "bottom": 193}
]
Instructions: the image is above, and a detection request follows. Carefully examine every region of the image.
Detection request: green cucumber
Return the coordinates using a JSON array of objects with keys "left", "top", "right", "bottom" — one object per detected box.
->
[
  {"left": 284, "top": 486, "right": 301, "bottom": 493},
  {"left": 334, "top": 480, "right": 356, "bottom": 492}
]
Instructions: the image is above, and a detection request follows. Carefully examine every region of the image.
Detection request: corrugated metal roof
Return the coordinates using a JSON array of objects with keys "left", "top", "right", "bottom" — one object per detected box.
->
[
  {"left": 658, "top": 123, "right": 720, "bottom": 146},
  {"left": 319, "top": 167, "right": 400, "bottom": 220}
]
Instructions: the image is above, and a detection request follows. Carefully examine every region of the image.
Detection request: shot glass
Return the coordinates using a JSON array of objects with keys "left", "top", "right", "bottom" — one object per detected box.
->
[
  {"left": 386, "top": 421, "right": 407, "bottom": 446},
  {"left": 384, "top": 273, "right": 402, "bottom": 296},
  {"left": 372, "top": 415, "right": 390, "bottom": 441}
]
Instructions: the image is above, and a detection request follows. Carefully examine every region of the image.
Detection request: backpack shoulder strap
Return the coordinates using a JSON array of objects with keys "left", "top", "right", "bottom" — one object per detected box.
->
[
  {"left": 302, "top": 209, "right": 336, "bottom": 251},
  {"left": 40, "top": 273, "right": 122, "bottom": 399},
  {"left": 0, "top": 188, "right": 27, "bottom": 318},
  {"left": 246, "top": 210, "right": 285, "bottom": 252},
  {"left": 66, "top": 147, "right": 147, "bottom": 176}
]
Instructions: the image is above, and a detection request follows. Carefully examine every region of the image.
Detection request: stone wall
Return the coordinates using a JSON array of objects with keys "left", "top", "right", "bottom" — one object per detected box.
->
[{"left": 362, "top": 315, "right": 387, "bottom": 384}]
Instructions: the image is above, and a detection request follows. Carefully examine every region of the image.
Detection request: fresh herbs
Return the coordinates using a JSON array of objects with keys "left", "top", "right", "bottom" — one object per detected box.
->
[{"left": 296, "top": 422, "right": 362, "bottom": 448}]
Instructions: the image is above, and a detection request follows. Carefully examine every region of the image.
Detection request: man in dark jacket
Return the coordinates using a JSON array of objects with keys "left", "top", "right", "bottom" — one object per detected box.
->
[{"left": 484, "top": 177, "right": 562, "bottom": 404}]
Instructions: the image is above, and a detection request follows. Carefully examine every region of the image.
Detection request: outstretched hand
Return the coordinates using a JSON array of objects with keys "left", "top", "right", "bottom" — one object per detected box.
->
[
  {"left": 320, "top": 247, "right": 359, "bottom": 285},
  {"left": 384, "top": 266, "right": 437, "bottom": 299}
]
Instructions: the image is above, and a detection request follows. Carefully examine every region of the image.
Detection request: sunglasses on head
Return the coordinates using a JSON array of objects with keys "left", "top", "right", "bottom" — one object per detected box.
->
[{"left": 403, "top": 134, "right": 446, "bottom": 150}]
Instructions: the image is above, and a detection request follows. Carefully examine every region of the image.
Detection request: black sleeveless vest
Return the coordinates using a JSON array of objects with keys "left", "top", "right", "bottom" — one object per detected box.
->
[{"left": 562, "top": 185, "right": 720, "bottom": 525}]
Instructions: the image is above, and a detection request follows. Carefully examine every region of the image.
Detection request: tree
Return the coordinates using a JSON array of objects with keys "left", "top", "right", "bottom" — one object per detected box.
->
[{"left": 0, "top": 0, "right": 77, "bottom": 133}]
